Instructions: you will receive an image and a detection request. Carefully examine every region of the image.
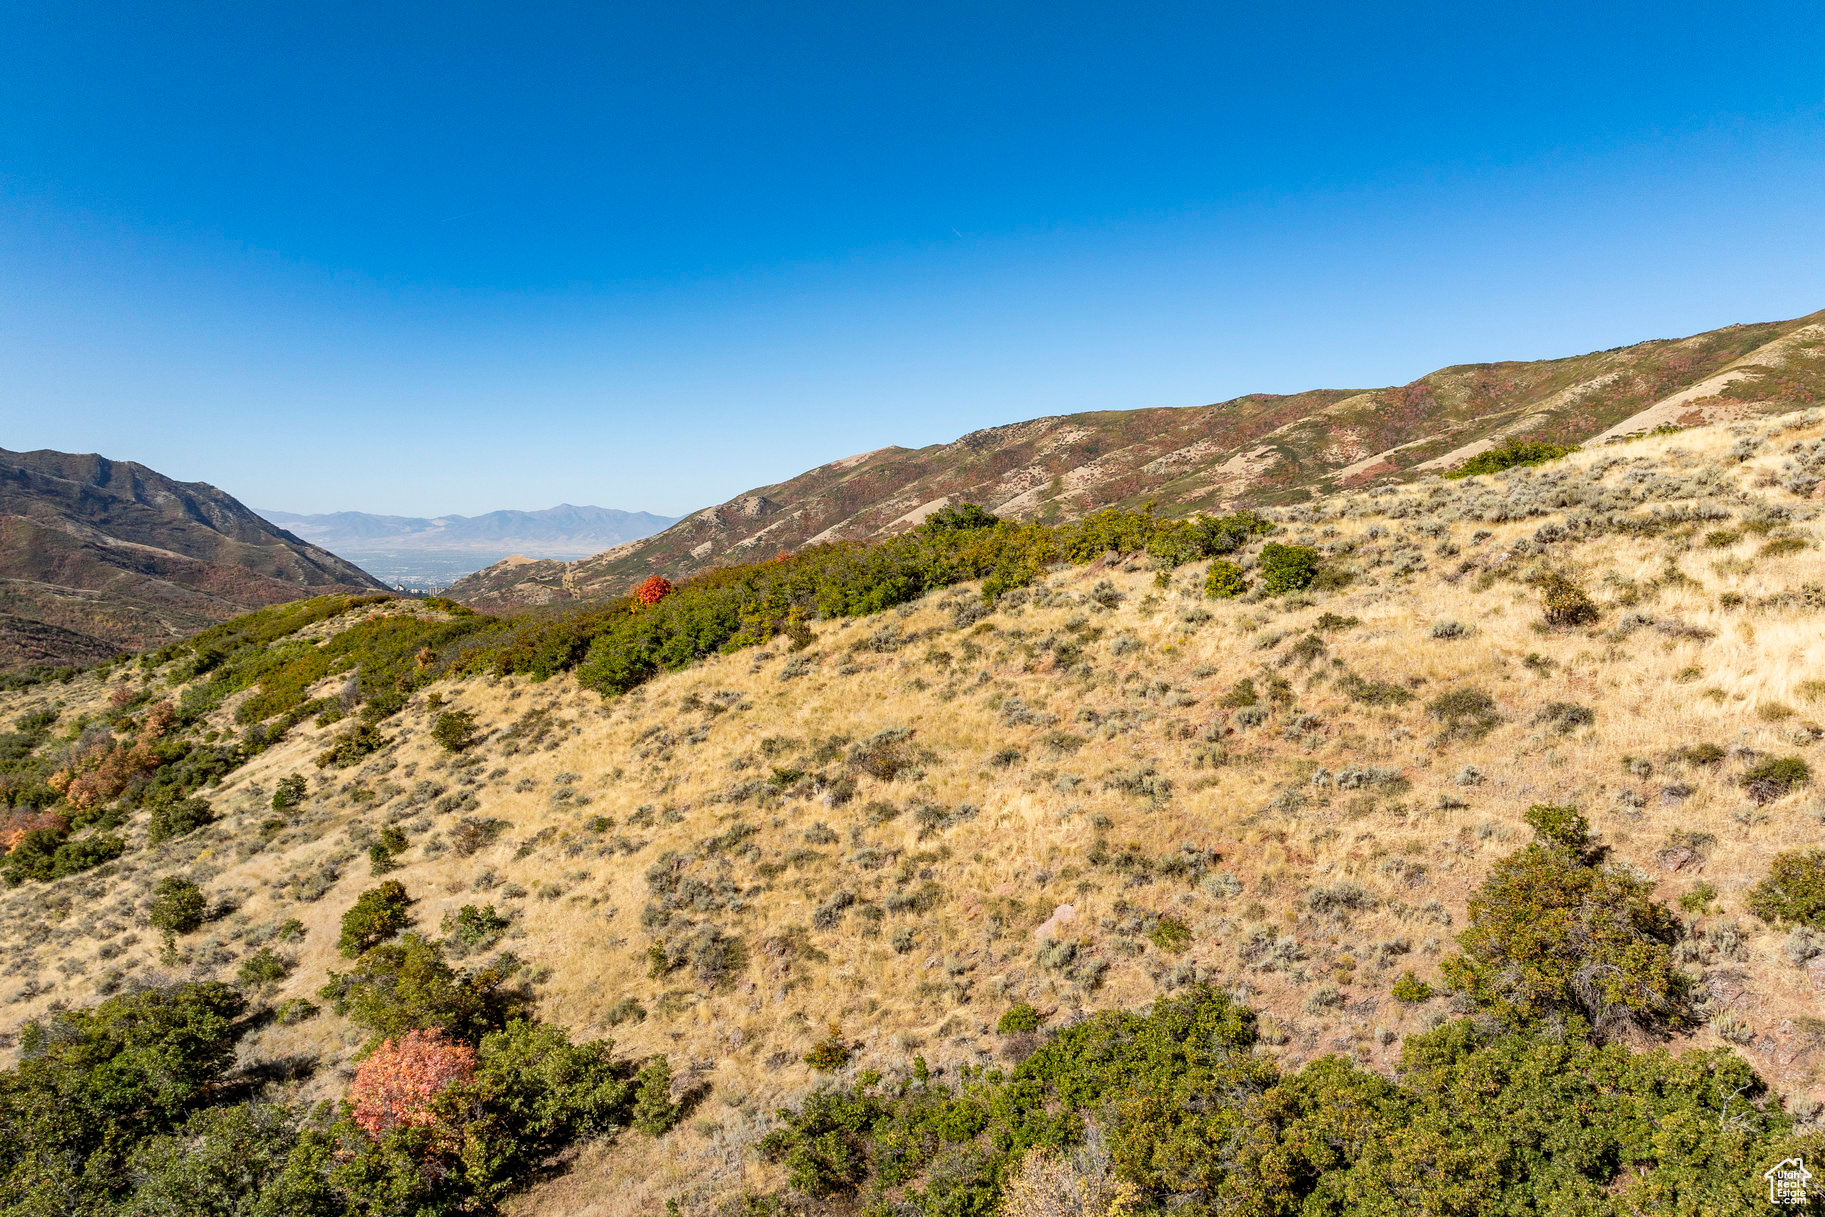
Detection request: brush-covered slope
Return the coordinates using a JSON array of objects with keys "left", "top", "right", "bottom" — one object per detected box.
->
[
  {"left": 9, "top": 415, "right": 1825, "bottom": 1214},
  {"left": 449, "top": 308, "right": 1825, "bottom": 610},
  {"left": 0, "top": 447, "right": 390, "bottom": 672}
]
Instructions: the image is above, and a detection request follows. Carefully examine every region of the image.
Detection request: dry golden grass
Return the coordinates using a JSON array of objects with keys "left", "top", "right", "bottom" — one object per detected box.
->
[{"left": 7, "top": 413, "right": 1825, "bottom": 1214}]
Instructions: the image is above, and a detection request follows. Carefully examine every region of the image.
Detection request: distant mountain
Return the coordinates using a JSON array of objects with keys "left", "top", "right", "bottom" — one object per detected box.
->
[
  {"left": 446, "top": 308, "right": 1825, "bottom": 609},
  {"left": 257, "top": 504, "right": 675, "bottom": 553},
  {"left": 0, "top": 447, "right": 389, "bottom": 671},
  {"left": 254, "top": 505, "right": 678, "bottom": 591}
]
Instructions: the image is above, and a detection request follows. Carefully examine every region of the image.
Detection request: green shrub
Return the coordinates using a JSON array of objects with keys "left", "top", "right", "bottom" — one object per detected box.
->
[
  {"left": 443, "top": 903, "right": 513, "bottom": 955},
  {"left": 147, "top": 795, "right": 215, "bottom": 844},
  {"left": 1426, "top": 687, "right": 1502, "bottom": 741},
  {"left": 1391, "top": 972, "right": 1433, "bottom": 1002},
  {"left": 271, "top": 773, "right": 307, "bottom": 811},
  {"left": 1747, "top": 851, "right": 1825, "bottom": 927},
  {"left": 804, "top": 1024, "right": 852, "bottom": 1071},
  {"left": 338, "top": 880, "right": 413, "bottom": 957},
  {"left": 1148, "top": 915, "right": 1193, "bottom": 953},
  {"left": 1742, "top": 755, "right": 1811, "bottom": 804},
  {"left": 148, "top": 877, "right": 207, "bottom": 937},
  {"left": 997, "top": 1002, "right": 1043, "bottom": 1034},
  {"left": 1442, "top": 823, "right": 1689, "bottom": 1037},
  {"left": 1523, "top": 803, "right": 1591, "bottom": 853},
  {"left": 236, "top": 946, "right": 292, "bottom": 991},
  {"left": 1444, "top": 439, "right": 1576, "bottom": 478},
  {"left": 1258, "top": 543, "right": 1320, "bottom": 594},
  {"left": 1204, "top": 559, "right": 1247, "bottom": 599},
  {"left": 1337, "top": 673, "right": 1414, "bottom": 706},
  {"left": 1678, "top": 881, "right": 1718, "bottom": 913},
  {"left": 314, "top": 722, "right": 389, "bottom": 768},
  {"left": 319, "top": 932, "right": 510, "bottom": 1043},
  {"left": 632, "top": 1054, "right": 680, "bottom": 1135},
  {"left": 431, "top": 709, "right": 478, "bottom": 753}
]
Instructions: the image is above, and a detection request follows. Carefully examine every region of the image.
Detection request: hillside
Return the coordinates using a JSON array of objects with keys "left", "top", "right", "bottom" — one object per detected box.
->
[
  {"left": 0, "top": 448, "right": 389, "bottom": 673},
  {"left": 448, "top": 308, "right": 1825, "bottom": 610},
  {"left": 7, "top": 412, "right": 1825, "bottom": 1213},
  {"left": 257, "top": 504, "right": 677, "bottom": 590}
]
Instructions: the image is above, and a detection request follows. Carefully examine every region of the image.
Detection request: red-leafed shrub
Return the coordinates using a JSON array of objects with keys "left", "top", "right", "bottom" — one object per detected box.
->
[
  {"left": 350, "top": 1028, "right": 477, "bottom": 1139},
  {"left": 633, "top": 576, "right": 674, "bottom": 607}
]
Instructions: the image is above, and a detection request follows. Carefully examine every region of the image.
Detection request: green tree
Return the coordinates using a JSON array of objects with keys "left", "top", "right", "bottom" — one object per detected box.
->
[{"left": 338, "top": 880, "right": 413, "bottom": 957}]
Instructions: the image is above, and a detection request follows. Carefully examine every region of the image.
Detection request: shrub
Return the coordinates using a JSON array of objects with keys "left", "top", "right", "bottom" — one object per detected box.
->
[
  {"left": 1204, "top": 560, "right": 1247, "bottom": 599},
  {"left": 921, "top": 502, "right": 1000, "bottom": 535},
  {"left": 236, "top": 946, "right": 292, "bottom": 991},
  {"left": 1258, "top": 544, "right": 1320, "bottom": 594},
  {"left": 319, "top": 933, "right": 508, "bottom": 1043},
  {"left": 1338, "top": 674, "right": 1413, "bottom": 706},
  {"left": 430, "top": 709, "right": 478, "bottom": 753},
  {"left": 1429, "top": 620, "right": 1471, "bottom": 640},
  {"left": 1534, "top": 701, "right": 1595, "bottom": 734},
  {"left": 315, "top": 722, "right": 389, "bottom": 768},
  {"left": 632, "top": 1054, "right": 680, "bottom": 1135},
  {"left": 443, "top": 903, "right": 513, "bottom": 955},
  {"left": 1747, "top": 851, "right": 1825, "bottom": 927},
  {"left": 272, "top": 773, "right": 307, "bottom": 811},
  {"left": 1391, "top": 972, "right": 1433, "bottom": 1003},
  {"left": 1426, "top": 687, "right": 1502, "bottom": 741},
  {"left": 998, "top": 1002, "right": 1044, "bottom": 1034},
  {"left": 349, "top": 1027, "right": 477, "bottom": 1139},
  {"left": 1535, "top": 570, "right": 1598, "bottom": 627},
  {"left": 1148, "top": 916, "right": 1192, "bottom": 953},
  {"left": 1442, "top": 821, "right": 1689, "bottom": 1037},
  {"left": 148, "top": 877, "right": 207, "bottom": 937},
  {"left": 633, "top": 575, "right": 675, "bottom": 607},
  {"left": 1524, "top": 803, "right": 1591, "bottom": 853},
  {"left": 339, "top": 881, "right": 414, "bottom": 957},
  {"left": 147, "top": 796, "right": 215, "bottom": 844},
  {"left": 1743, "top": 755, "right": 1811, "bottom": 804},
  {"left": 1444, "top": 439, "right": 1576, "bottom": 478},
  {"left": 804, "top": 1024, "right": 851, "bottom": 1071},
  {"left": 5, "top": 830, "right": 127, "bottom": 883}
]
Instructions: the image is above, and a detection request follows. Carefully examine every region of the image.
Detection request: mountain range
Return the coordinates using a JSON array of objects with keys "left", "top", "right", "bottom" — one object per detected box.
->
[
  {"left": 446, "top": 307, "right": 1825, "bottom": 608},
  {"left": 254, "top": 505, "right": 678, "bottom": 591},
  {"left": 0, "top": 447, "right": 387, "bottom": 672}
]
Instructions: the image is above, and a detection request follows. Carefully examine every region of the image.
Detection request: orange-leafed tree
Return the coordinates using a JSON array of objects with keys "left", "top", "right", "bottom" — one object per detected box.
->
[
  {"left": 633, "top": 576, "right": 674, "bottom": 608},
  {"left": 349, "top": 1027, "right": 477, "bottom": 1139}
]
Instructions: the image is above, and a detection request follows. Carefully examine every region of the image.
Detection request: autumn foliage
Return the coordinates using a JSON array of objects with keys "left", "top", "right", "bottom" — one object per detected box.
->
[
  {"left": 0, "top": 810, "right": 68, "bottom": 854},
  {"left": 349, "top": 1028, "right": 476, "bottom": 1139},
  {"left": 632, "top": 575, "right": 674, "bottom": 607}
]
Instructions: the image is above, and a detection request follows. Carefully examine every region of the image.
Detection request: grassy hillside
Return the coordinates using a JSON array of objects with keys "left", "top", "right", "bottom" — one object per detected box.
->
[
  {"left": 448, "top": 308, "right": 1825, "bottom": 610},
  {"left": 7, "top": 415, "right": 1825, "bottom": 1213}
]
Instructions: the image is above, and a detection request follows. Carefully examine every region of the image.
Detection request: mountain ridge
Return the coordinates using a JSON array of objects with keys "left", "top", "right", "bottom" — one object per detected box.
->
[
  {"left": 447, "top": 309, "right": 1825, "bottom": 609},
  {"left": 0, "top": 447, "right": 389, "bottom": 671}
]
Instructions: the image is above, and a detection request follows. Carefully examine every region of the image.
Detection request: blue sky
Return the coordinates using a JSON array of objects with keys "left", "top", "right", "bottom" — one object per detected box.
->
[{"left": 2, "top": 2, "right": 1822, "bottom": 517}]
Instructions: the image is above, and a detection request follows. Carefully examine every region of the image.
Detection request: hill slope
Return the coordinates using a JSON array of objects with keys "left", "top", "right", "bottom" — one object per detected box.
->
[
  {"left": 0, "top": 447, "right": 388, "bottom": 671},
  {"left": 448, "top": 308, "right": 1825, "bottom": 609},
  {"left": 6, "top": 412, "right": 1825, "bottom": 1213}
]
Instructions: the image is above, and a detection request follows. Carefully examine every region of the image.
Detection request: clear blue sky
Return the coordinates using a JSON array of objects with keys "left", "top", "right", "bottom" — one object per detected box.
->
[{"left": 3, "top": 2, "right": 1822, "bottom": 517}]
